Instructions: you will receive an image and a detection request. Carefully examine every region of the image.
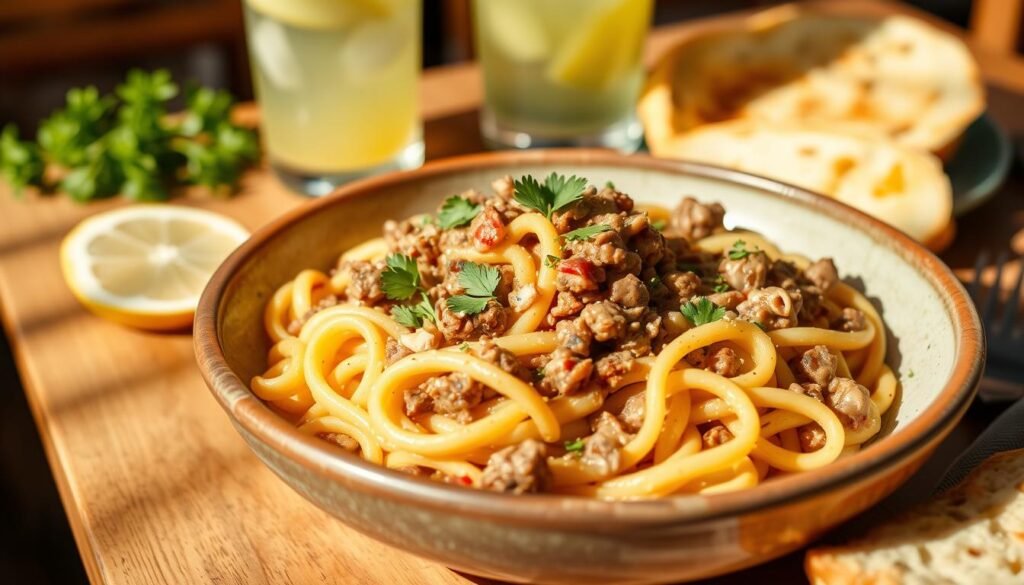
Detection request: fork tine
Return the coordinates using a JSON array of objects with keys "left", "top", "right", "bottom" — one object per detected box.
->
[
  {"left": 999, "top": 255, "right": 1024, "bottom": 337},
  {"left": 968, "top": 249, "right": 990, "bottom": 303},
  {"left": 981, "top": 250, "right": 1008, "bottom": 330}
]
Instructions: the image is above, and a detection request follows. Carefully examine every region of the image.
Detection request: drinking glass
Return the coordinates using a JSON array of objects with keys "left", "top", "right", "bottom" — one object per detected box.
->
[
  {"left": 472, "top": 0, "right": 652, "bottom": 152},
  {"left": 243, "top": 0, "right": 423, "bottom": 196}
]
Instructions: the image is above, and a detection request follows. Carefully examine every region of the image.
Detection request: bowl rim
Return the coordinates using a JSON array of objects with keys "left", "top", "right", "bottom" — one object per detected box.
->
[{"left": 195, "top": 149, "right": 983, "bottom": 526}]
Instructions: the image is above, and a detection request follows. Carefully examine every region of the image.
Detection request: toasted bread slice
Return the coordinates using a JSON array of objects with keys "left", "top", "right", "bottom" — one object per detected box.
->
[
  {"left": 640, "top": 9, "right": 985, "bottom": 160},
  {"left": 805, "top": 448, "right": 1024, "bottom": 585},
  {"left": 661, "top": 120, "right": 952, "bottom": 248}
]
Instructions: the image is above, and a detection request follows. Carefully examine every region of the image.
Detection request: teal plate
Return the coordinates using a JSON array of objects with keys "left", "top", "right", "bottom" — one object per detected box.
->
[{"left": 947, "top": 113, "right": 1013, "bottom": 216}]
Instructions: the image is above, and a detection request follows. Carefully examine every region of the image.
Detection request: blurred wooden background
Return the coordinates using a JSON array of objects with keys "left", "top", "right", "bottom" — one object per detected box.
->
[{"left": 0, "top": 1, "right": 1020, "bottom": 584}]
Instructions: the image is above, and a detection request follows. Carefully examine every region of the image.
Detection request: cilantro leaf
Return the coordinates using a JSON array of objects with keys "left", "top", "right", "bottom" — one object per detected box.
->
[
  {"left": 512, "top": 172, "right": 588, "bottom": 219},
  {"left": 728, "top": 240, "right": 758, "bottom": 260},
  {"left": 681, "top": 296, "right": 726, "bottom": 326},
  {"left": 457, "top": 262, "right": 500, "bottom": 298},
  {"left": 391, "top": 292, "right": 437, "bottom": 329},
  {"left": 651, "top": 219, "right": 667, "bottom": 232},
  {"left": 0, "top": 125, "right": 45, "bottom": 194},
  {"left": 564, "top": 438, "right": 585, "bottom": 454},
  {"left": 445, "top": 261, "right": 500, "bottom": 315},
  {"left": 437, "top": 195, "right": 481, "bottom": 229},
  {"left": 446, "top": 295, "right": 491, "bottom": 315},
  {"left": 562, "top": 224, "right": 612, "bottom": 242},
  {"left": 544, "top": 254, "right": 561, "bottom": 269},
  {"left": 381, "top": 254, "right": 422, "bottom": 300}
]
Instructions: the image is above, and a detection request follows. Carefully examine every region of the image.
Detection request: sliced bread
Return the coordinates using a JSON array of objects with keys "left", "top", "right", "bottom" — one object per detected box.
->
[{"left": 805, "top": 448, "right": 1024, "bottom": 584}]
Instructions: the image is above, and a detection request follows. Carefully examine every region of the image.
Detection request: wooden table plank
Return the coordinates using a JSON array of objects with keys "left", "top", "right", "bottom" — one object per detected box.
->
[{"left": 0, "top": 3, "right": 1021, "bottom": 584}]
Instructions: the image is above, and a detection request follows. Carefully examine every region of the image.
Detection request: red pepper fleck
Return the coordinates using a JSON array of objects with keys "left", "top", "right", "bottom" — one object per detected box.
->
[
  {"left": 472, "top": 208, "right": 505, "bottom": 251},
  {"left": 559, "top": 257, "right": 594, "bottom": 280},
  {"left": 459, "top": 475, "right": 473, "bottom": 486}
]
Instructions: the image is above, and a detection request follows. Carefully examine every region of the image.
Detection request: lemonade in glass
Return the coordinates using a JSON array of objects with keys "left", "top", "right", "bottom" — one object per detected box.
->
[
  {"left": 243, "top": 0, "right": 423, "bottom": 196},
  {"left": 472, "top": 0, "right": 652, "bottom": 151}
]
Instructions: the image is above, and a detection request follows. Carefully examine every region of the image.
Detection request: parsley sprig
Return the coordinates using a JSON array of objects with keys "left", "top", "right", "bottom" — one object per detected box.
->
[
  {"left": 564, "top": 438, "right": 585, "bottom": 454},
  {"left": 381, "top": 253, "right": 439, "bottom": 329},
  {"left": 437, "top": 195, "right": 481, "bottom": 229},
  {"left": 562, "top": 224, "right": 612, "bottom": 242},
  {"left": 513, "top": 173, "right": 587, "bottom": 219},
  {"left": 0, "top": 69, "right": 257, "bottom": 201},
  {"left": 728, "top": 240, "right": 759, "bottom": 260},
  {"left": 681, "top": 297, "right": 726, "bottom": 326},
  {"left": 446, "top": 262, "right": 500, "bottom": 315}
]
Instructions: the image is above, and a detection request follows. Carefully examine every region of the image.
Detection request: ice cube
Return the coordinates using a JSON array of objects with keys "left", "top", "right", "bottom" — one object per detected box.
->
[
  {"left": 252, "top": 16, "right": 302, "bottom": 90},
  {"left": 339, "top": 18, "right": 409, "bottom": 83}
]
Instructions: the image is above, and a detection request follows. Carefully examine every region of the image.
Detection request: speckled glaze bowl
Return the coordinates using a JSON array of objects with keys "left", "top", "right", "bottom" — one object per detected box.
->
[{"left": 194, "top": 150, "right": 983, "bottom": 584}]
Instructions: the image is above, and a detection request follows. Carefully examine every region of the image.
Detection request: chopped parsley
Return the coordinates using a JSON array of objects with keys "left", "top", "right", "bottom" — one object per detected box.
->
[
  {"left": 533, "top": 367, "right": 545, "bottom": 382},
  {"left": 651, "top": 218, "right": 667, "bottom": 232},
  {"left": 681, "top": 296, "right": 726, "bottom": 326},
  {"left": 728, "top": 239, "right": 758, "bottom": 260},
  {"left": 380, "top": 253, "right": 421, "bottom": 301},
  {"left": 908, "top": 369, "right": 915, "bottom": 378},
  {"left": 437, "top": 195, "right": 481, "bottom": 229},
  {"left": 562, "top": 224, "right": 612, "bottom": 241},
  {"left": 564, "top": 438, "right": 585, "bottom": 454},
  {"left": 458, "top": 342, "right": 471, "bottom": 352},
  {"left": 513, "top": 172, "right": 587, "bottom": 219},
  {"left": 544, "top": 254, "right": 561, "bottom": 269},
  {"left": 604, "top": 180, "right": 615, "bottom": 190},
  {"left": 753, "top": 321, "right": 768, "bottom": 332},
  {"left": 711, "top": 275, "right": 731, "bottom": 293},
  {"left": 446, "top": 261, "right": 501, "bottom": 315},
  {"left": 391, "top": 292, "right": 437, "bottom": 329},
  {"left": 419, "top": 215, "right": 434, "bottom": 227}
]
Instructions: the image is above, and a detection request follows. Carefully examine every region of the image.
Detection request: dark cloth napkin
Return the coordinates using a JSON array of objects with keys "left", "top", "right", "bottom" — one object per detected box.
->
[{"left": 934, "top": 395, "right": 1024, "bottom": 492}]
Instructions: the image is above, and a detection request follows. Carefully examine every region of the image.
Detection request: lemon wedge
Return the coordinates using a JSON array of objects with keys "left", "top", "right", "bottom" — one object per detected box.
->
[
  {"left": 479, "top": 0, "right": 551, "bottom": 62},
  {"left": 246, "top": 0, "right": 391, "bottom": 31},
  {"left": 546, "top": 0, "right": 652, "bottom": 90},
  {"left": 60, "top": 206, "right": 249, "bottom": 330}
]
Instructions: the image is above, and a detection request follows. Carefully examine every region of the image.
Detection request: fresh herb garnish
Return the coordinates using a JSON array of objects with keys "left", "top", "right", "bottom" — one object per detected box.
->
[
  {"left": 562, "top": 224, "right": 612, "bottom": 242},
  {"left": 564, "top": 438, "right": 585, "bottom": 454},
  {"left": 420, "top": 215, "right": 434, "bottom": 227},
  {"left": 533, "top": 367, "right": 545, "bottom": 382},
  {"left": 908, "top": 369, "right": 915, "bottom": 378},
  {"left": 651, "top": 218, "right": 667, "bottom": 232},
  {"left": 513, "top": 172, "right": 588, "bottom": 219},
  {"left": 712, "top": 275, "right": 731, "bottom": 293},
  {"left": 391, "top": 292, "right": 437, "bottom": 329},
  {"left": 728, "top": 240, "right": 758, "bottom": 260},
  {"left": 2, "top": 69, "right": 257, "bottom": 201},
  {"left": 753, "top": 321, "right": 768, "bottom": 331},
  {"left": 604, "top": 180, "right": 616, "bottom": 190},
  {"left": 381, "top": 253, "right": 422, "bottom": 301},
  {"left": 681, "top": 297, "right": 726, "bottom": 326},
  {"left": 544, "top": 254, "right": 561, "bottom": 269},
  {"left": 458, "top": 342, "right": 471, "bottom": 352},
  {"left": 437, "top": 195, "right": 481, "bottom": 229},
  {"left": 446, "top": 261, "right": 501, "bottom": 315}
]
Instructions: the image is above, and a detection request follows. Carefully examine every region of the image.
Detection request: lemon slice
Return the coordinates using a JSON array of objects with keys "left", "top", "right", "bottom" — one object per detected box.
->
[
  {"left": 60, "top": 206, "right": 249, "bottom": 330},
  {"left": 246, "top": 0, "right": 391, "bottom": 31},
  {"left": 546, "top": 0, "right": 652, "bottom": 90},
  {"left": 479, "top": 0, "right": 550, "bottom": 63}
]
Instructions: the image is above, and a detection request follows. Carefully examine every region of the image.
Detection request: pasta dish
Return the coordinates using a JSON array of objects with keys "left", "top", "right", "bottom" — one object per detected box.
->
[{"left": 253, "top": 174, "right": 897, "bottom": 499}]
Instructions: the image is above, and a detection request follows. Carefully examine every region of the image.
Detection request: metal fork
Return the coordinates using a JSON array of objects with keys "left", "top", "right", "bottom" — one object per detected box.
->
[{"left": 967, "top": 250, "right": 1024, "bottom": 401}]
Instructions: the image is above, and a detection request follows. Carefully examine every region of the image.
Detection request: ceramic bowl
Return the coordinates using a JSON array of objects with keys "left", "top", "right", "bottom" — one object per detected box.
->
[{"left": 194, "top": 150, "right": 983, "bottom": 584}]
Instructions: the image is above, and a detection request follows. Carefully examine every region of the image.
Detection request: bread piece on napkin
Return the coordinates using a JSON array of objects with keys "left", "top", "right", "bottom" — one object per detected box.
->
[
  {"left": 805, "top": 448, "right": 1024, "bottom": 584},
  {"left": 639, "top": 8, "right": 985, "bottom": 160},
  {"left": 659, "top": 120, "right": 953, "bottom": 249}
]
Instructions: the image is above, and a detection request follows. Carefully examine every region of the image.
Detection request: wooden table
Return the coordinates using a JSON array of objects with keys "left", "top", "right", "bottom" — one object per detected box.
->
[{"left": 1, "top": 3, "right": 1021, "bottom": 584}]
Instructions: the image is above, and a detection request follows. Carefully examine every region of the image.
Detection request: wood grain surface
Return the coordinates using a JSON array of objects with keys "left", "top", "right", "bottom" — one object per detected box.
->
[{"left": 0, "top": 2, "right": 1021, "bottom": 584}]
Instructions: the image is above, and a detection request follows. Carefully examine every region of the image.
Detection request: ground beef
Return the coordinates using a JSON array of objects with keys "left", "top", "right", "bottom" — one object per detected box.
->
[
  {"left": 475, "top": 338, "right": 531, "bottom": 382},
  {"left": 701, "top": 423, "right": 734, "bottom": 449},
  {"left": 594, "top": 350, "right": 636, "bottom": 388},
  {"left": 804, "top": 258, "right": 839, "bottom": 292},
  {"left": 540, "top": 348, "right": 593, "bottom": 397},
  {"left": 737, "top": 286, "right": 799, "bottom": 330},
  {"left": 617, "top": 308, "right": 661, "bottom": 358},
  {"left": 788, "top": 382, "right": 825, "bottom": 402},
  {"left": 833, "top": 307, "right": 868, "bottom": 332},
  {"left": 793, "top": 345, "right": 838, "bottom": 386},
  {"left": 556, "top": 257, "right": 606, "bottom": 293},
  {"left": 481, "top": 439, "right": 551, "bottom": 494},
  {"left": 549, "top": 291, "right": 586, "bottom": 320},
  {"left": 581, "top": 301, "right": 627, "bottom": 342},
  {"left": 661, "top": 270, "right": 702, "bottom": 304},
  {"left": 618, "top": 392, "right": 645, "bottom": 433},
  {"left": 385, "top": 338, "right": 413, "bottom": 365},
  {"left": 383, "top": 219, "right": 443, "bottom": 281},
  {"left": 719, "top": 251, "right": 769, "bottom": 293},
  {"left": 629, "top": 227, "right": 666, "bottom": 267},
  {"left": 609, "top": 274, "right": 649, "bottom": 308},
  {"left": 436, "top": 298, "right": 508, "bottom": 342},
  {"left": 404, "top": 372, "right": 482, "bottom": 423},
  {"left": 319, "top": 432, "right": 360, "bottom": 453},
  {"left": 799, "top": 423, "right": 827, "bottom": 452},
  {"left": 555, "top": 317, "right": 592, "bottom": 356},
  {"left": 826, "top": 377, "right": 873, "bottom": 430},
  {"left": 470, "top": 205, "right": 506, "bottom": 252},
  {"left": 582, "top": 412, "right": 630, "bottom": 477},
  {"left": 286, "top": 294, "right": 338, "bottom": 335},
  {"left": 706, "top": 290, "right": 745, "bottom": 311},
  {"left": 566, "top": 231, "right": 642, "bottom": 275},
  {"left": 671, "top": 197, "right": 725, "bottom": 241},
  {"left": 706, "top": 346, "right": 741, "bottom": 377},
  {"left": 342, "top": 261, "right": 386, "bottom": 304}
]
